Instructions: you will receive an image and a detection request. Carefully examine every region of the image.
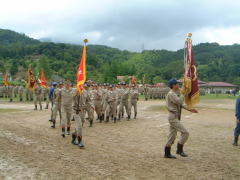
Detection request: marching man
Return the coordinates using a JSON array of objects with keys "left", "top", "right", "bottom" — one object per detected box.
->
[{"left": 164, "top": 79, "right": 198, "bottom": 159}]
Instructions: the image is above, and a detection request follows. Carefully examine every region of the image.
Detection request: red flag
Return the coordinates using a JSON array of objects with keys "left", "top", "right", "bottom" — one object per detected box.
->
[
  {"left": 182, "top": 33, "right": 200, "bottom": 108},
  {"left": 41, "top": 71, "right": 47, "bottom": 88},
  {"left": 27, "top": 66, "right": 36, "bottom": 90},
  {"left": 77, "top": 40, "right": 87, "bottom": 93},
  {"left": 5, "top": 73, "right": 9, "bottom": 86}
]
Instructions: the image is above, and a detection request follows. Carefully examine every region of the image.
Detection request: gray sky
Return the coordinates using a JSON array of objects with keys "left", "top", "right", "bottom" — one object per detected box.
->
[{"left": 1, "top": 0, "right": 240, "bottom": 51}]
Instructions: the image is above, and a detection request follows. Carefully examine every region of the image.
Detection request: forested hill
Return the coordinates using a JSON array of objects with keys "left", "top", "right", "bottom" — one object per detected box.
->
[{"left": 0, "top": 29, "right": 240, "bottom": 85}]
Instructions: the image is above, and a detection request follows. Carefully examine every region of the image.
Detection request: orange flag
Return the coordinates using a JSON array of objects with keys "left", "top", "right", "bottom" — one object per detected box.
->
[
  {"left": 27, "top": 65, "right": 36, "bottom": 90},
  {"left": 77, "top": 39, "right": 88, "bottom": 93},
  {"left": 41, "top": 71, "right": 47, "bottom": 88},
  {"left": 5, "top": 73, "right": 9, "bottom": 86}
]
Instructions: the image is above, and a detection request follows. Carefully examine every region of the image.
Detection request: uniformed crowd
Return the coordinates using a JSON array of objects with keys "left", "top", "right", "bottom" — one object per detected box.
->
[
  {"left": 45, "top": 81, "right": 141, "bottom": 148},
  {"left": 140, "top": 85, "right": 170, "bottom": 101}
]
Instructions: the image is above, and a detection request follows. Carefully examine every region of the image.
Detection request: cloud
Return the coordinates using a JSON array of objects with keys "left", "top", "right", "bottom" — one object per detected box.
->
[{"left": 0, "top": 0, "right": 240, "bottom": 51}]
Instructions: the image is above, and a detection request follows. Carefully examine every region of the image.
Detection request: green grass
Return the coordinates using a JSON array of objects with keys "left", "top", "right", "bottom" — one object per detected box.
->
[
  {"left": 200, "top": 94, "right": 239, "bottom": 100},
  {"left": 0, "top": 109, "right": 22, "bottom": 113}
]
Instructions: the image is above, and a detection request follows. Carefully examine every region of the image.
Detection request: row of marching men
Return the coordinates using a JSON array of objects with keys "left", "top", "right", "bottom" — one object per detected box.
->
[
  {"left": 0, "top": 83, "right": 50, "bottom": 105},
  {"left": 48, "top": 81, "right": 140, "bottom": 149}
]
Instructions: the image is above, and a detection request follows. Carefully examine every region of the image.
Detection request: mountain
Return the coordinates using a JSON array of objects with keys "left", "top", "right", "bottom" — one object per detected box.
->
[
  {"left": 0, "top": 29, "right": 40, "bottom": 45},
  {"left": 0, "top": 29, "right": 240, "bottom": 85}
]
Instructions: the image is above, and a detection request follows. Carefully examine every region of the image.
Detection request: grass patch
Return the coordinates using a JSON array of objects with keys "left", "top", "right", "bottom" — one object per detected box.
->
[
  {"left": 0, "top": 109, "right": 22, "bottom": 113},
  {"left": 201, "top": 94, "right": 238, "bottom": 100}
]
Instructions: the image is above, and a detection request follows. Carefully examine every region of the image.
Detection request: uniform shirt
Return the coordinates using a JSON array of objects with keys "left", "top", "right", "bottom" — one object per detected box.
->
[
  {"left": 166, "top": 89, "right": 187, "bottom": 120},
  {"left": 73, "top": 91, "right": 87, "bottom": 111},
  {"left": 53, "top": 88, "right": 62, "bottom": 104},
  {"left": 106, "top": 90, "right": 118, "bottom": 103},
  {"left": 85, "top": 89, "right": 94, "bottom": 108},
  {"left": 61, "top": 87, "right": 73, "bottom": 106},
  {"left": 130, "top": 89, "right": 139, "bottom": 100},
  {"left": 18, "top": 86, "right": 24, "bottom": 94},
  {"left": 93, "top": 89, "right": 102, "bottom": 101},
  {"left": 34, "top": 85, "right": 42, "bottom": 95},
  {"left": 121, "top": 89, "right": 130, "bottom": 101}
]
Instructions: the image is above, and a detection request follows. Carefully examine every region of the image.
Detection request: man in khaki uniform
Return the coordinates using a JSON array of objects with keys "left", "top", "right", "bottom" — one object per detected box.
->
[
  {"left": 164, "top": 79, "right": 198, "bottom": 159},
  {"left": 84, "top": 84, "right": 95, "bottom": 127},
  {"left": 143, "top": 85, "right": 149, "bottom": 101},
  {"left": 7, "top": 85, "right": 14, "bottom": 102},
  {"left": 13, "top": 85, "right": 18, "bottom": 98},
  {"left": 43, "top": 86, "right": 50, "bottom": 109},
  {"left": 101, "top": 84, "right": 108, "bottom": 122},
  {"left": 51, "top": 82, "right": 63, "bottom": 128},
  {"left": 71, "top": 89, "right": 86, "bottom": 148},
  {"left": 117, "top": 83, "right": 124, "bottom": 120},
  {"left": 106, "top": 85, "right": 118, "bottom": 123},
  {"left": 34, "top": 82, "right": 43, "bottom": 110},
  {"left": 129, "top": 85, "right": 139, "bottom": 119},
  {"left": 61, "top": 80, "right": 73, "bottom": 137},
  {"left": 93, "top": 84, "right": 103, "bottom": 122},
  {"left": 18, "top": 85, "right": 24, "bottom": 101},
  {"left": 118, "top": 84, "right": 130, "bottom": 120}
]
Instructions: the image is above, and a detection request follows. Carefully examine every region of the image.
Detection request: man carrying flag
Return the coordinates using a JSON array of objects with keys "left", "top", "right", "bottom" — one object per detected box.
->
[
  {"left": 71, "top": 39, "right": 88, "bottom": 149},
  {"left": 164, "top": 33, "right": 198, "bottom": 159}
]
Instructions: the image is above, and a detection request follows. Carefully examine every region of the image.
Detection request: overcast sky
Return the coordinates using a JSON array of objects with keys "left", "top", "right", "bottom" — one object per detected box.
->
[{"left": 0, "top": 0, "right": 240, "bottom": 51}]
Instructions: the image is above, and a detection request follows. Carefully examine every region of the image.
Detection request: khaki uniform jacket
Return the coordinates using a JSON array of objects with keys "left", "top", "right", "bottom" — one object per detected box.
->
[{"left": 166, "top": 89, "right": 187, "bottom": 121}]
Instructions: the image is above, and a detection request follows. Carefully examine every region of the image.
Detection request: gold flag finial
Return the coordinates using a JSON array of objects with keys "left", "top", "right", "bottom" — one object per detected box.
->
[
  {"left": 187, "top": 32, "right": 192, "bottom": 38},
  {"left": 84, "top": 39, "right": 88, "bottom": 44}
]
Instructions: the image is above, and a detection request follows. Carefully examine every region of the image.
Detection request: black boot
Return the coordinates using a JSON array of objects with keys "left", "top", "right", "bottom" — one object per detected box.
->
[
  {"left": 67, "top": 127, "right": 70, "bottom": 135},
  {"left": 233, "top": 136, "right": 238, "bottom": 146},
  {"left": 134, "top": 112, "right": 137, "bottom": 119},
  {"left": 72, "top": 133, "right": 78, "bottom": 145},
  {"left": 164, "top": 146, "right": 176, "bottom": 159},
  {"left": 89, "top": 120, "right": 93, "bottom": 127},
  {"left": 51, "top": 120, "right": 56, "bottom": 128},
  {"left": 176, "top": 143, "right": 188, "bottom": 157},
  {"left": 20, "top": 98, "right": 23, "bottom": 102},
  {"left": 114, "top": 117, "right": 117, "bottom": 123},
  {"left": 106, "top": 116, "right": 109, "bottom": 122},
  {"left": 34, "top": 105, "right": 37, "bottom": 110},
  {"left": 61, "top": 128, "right": 65, "bottom": 138},
  {"left": 127, "top": 115, "right": 130, "bottom": 120},
  {"left": 99, "top": 115, "right": 103, "bottom": 123}
]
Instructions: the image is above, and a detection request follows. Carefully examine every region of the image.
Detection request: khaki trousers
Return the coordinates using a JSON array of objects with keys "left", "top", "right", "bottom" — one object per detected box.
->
[
  {"left": 61, "top": 105, "right": 72, "bottom": 127},
  {"left": 166, "top": 119, "right": 189, "bottom": 147},
  {"left": 74, "top": 111, "right": 85, "bottom": 136}
]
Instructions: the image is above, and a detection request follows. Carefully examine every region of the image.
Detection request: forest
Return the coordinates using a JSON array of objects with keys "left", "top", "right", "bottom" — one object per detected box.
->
[{"left": 0, "top": 29, "right": 240, "bottom": 85}]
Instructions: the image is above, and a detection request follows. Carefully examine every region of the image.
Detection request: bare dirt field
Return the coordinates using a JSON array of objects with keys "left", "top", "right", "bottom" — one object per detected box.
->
[{"left": 0, "top": 99, "right": 239, "bottom": 180}]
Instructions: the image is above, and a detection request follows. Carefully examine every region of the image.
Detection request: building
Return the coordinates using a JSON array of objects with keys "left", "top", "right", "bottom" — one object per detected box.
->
[{"left": 199, "top": 82, "right": 238, "bottom": 94}]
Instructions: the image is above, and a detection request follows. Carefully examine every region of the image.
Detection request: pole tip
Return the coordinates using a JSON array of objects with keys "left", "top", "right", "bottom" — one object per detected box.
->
[
  {"left": 187, "top": 32, "right": 192, "bottom": 38},
  {"left": 84, "top": 39, "right": 88, "bottom": 44}
]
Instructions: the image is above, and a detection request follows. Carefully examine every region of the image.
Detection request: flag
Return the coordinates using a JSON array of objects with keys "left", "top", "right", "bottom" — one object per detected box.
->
[
  {"left": 27, "top": 65, "right": 36, "bottom": 90},
  {"left": 41, "top": 71, "right": 47, "bottom": 88},
  {"left": 132, "top": 76, "right": 138, "bottom": 86},
  {"left": 5, "top": 73, "right": 9, "bottom": 86},
  {"left": 77, "top": 39, "right": 88, "bottom": 93},
  {"left": 181, "top": 33, "right": 200, "bottom": 108}
]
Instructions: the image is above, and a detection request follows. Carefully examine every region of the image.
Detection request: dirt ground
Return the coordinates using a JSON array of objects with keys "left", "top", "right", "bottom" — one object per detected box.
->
[{"left": 0, "top": 98, "right": 239, "bottom": 180}]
